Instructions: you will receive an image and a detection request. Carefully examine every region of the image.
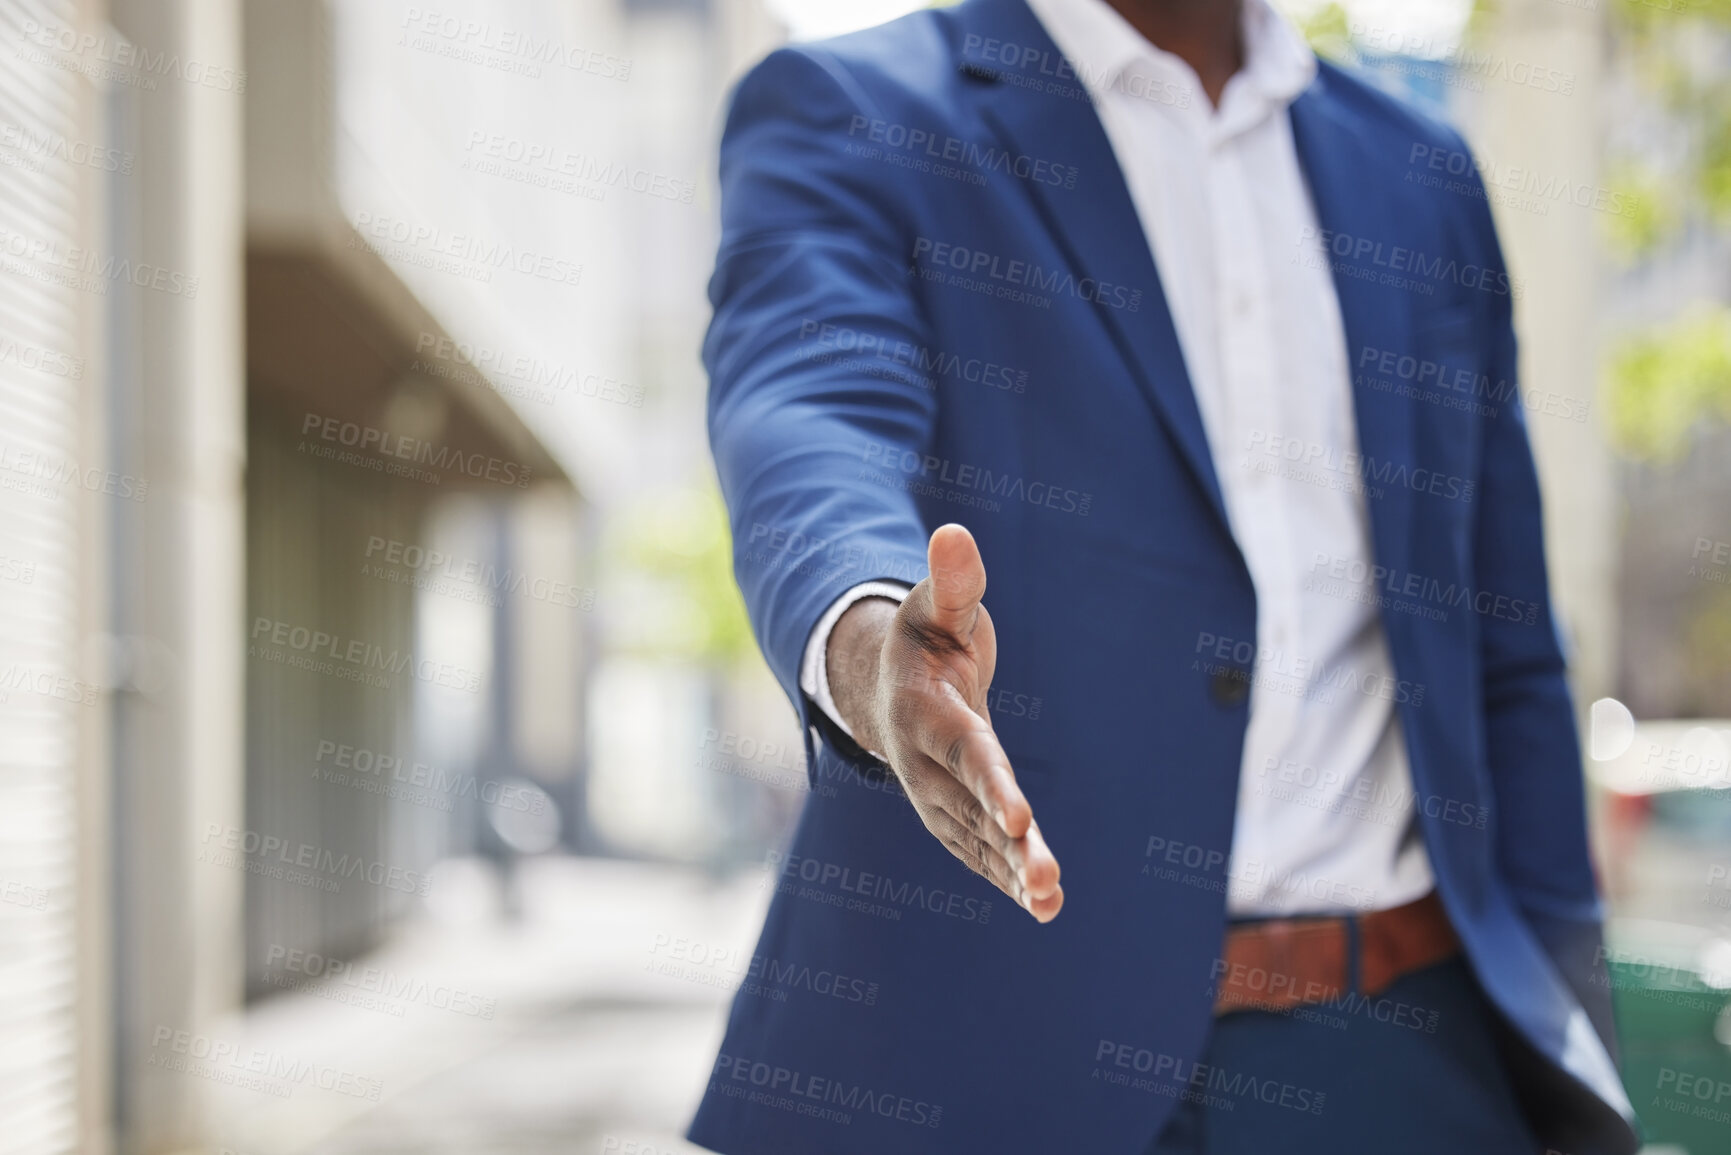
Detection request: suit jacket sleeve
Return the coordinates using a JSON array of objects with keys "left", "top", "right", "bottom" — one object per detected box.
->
[
  {"left": 1451, "top": 130, "right": 1616, "bottom": 1056},
  {"left": 705, "top": 47, "right": 936, "bottom": 764}
]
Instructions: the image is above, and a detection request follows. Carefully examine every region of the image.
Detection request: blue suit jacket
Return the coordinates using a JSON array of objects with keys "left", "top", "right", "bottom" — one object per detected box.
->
[{"left": 694, "top": 2, "right": 1637, "bottom": 1151}]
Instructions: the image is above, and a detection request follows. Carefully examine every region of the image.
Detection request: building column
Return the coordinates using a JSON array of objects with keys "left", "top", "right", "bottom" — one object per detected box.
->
[
  {"left": 1468, "top": 0, "right": 1615, "bottom": 704},
  {"left": 105, "top": 1, "right": 247, "bottom": 1150}
]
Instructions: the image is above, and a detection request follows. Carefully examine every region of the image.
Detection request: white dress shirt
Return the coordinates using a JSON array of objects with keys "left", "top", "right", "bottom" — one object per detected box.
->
[{"left": 801, "top": 0, "right": 1435, "bottom": 916}]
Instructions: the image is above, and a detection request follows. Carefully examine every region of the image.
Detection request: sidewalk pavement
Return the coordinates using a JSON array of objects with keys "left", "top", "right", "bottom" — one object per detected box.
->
[{"left": 201, "top": 855, "right": 770, "bottom": 1155}]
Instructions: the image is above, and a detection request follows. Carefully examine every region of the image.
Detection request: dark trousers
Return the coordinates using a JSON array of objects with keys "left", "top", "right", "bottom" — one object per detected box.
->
[{"left": 1147, "top": 956, "right": 1543, "bottom": 1154}]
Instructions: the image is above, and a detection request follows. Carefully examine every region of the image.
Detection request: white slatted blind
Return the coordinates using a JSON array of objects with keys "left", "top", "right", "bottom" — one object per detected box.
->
[{"left": 0, "top": 0, "right": 91, "bottom": 1151}]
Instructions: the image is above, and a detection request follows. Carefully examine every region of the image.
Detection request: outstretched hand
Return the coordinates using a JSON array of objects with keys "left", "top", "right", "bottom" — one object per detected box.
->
[{"left": 825, "top": 524, "right": 1063, "bottom": 922}]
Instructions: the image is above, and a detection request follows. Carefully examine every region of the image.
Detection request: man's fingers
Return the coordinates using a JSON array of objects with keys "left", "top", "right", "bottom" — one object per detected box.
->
[
  {"left": 941, "top": 831, "right": 1061, "bottom": 922},
  {"left": 913, "top": 697, "right": 1030, "bottom": 838},
  {"left": 924, "top": 523, "right": 987, "bottom": 639},
  {"left": 1019, "top": 818, "right": 1061, "bottom": 902},
  {"left": 919, "top": 766, "right": 1062, "bottom": 909},
  {"left": 922, "top": 799, "right": 1060, "bottom": 921},
  {"left": 1026, "top": 886, "right": 1064, "bottom": 922},
  {"left": 890, "top": 526, "right": 1061, "bottom": 920},
  {"left": 932, "top": 824, "right": 1064, "bottom": 923},
  {"left": 926, "top": 807, "right": 1018, "bottom": 898}
]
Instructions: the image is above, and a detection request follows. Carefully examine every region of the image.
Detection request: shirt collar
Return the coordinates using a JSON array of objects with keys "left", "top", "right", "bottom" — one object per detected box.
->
[{"left": 1021, "top": 0, "right": 1317, "bottom": 112}]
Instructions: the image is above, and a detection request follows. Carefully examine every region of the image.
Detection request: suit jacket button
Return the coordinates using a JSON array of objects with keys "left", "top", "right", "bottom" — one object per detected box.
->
[{"left": 1210, "top": 668, "right": 1250, "bottom": 707}]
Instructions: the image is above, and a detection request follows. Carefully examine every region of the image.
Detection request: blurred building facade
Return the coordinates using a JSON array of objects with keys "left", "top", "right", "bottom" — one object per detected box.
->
[
  {"left": 0, "top": 0, "right": 792, "bottom": 1147},
  {"left": 0, "top": 0, "right": 631, "bottom": 1150}
]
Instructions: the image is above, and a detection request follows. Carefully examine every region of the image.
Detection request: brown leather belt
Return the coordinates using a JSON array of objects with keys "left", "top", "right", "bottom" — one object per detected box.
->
[{"left": 1212, "top": 891, "right": 1459, "bottom": 1016}]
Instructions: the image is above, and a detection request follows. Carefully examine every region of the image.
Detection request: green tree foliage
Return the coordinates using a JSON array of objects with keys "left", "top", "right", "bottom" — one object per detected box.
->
[
  {"left": 610, "top": 486, "right": 754, "bottom": 664},
  {"left": 1292, "top": 1, "right": 1354, "bottom": 61},
  {"left": 1607, "top": 306, "right": 1731, "bottom": 458},
  {"left": 1604, "top": 0, "right": 1731, "bottom": 457}
]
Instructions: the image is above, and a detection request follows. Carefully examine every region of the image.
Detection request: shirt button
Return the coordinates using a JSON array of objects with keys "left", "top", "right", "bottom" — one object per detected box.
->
[{"left": 1210, "top": 668, "right": 1251, "bottom": 707}]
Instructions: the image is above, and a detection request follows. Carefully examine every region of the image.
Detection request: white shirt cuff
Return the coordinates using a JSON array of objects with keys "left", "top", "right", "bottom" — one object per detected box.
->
[{"left": 799, "top": 580, "right": 912, "bottom": 742}]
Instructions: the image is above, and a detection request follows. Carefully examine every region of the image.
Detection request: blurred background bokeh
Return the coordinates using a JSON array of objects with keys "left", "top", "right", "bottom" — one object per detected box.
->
[{"left": 2, "top": 0, "right": 1730, "bottom": 1151}]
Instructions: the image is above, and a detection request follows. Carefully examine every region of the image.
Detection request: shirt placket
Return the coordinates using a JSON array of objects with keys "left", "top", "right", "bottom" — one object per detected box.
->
[{"left": 1207, "top": 122, "right": 1301, "bottom": 755}]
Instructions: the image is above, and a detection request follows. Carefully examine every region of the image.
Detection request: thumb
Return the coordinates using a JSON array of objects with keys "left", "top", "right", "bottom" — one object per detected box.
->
[{"left": 924, "top": 523, "right": 987, "bottom": 639}]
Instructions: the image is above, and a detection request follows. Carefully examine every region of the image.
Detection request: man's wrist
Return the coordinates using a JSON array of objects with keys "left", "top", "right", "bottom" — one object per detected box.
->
[{"left": 825, "top": 596, "right": 899, "bottom": 755}]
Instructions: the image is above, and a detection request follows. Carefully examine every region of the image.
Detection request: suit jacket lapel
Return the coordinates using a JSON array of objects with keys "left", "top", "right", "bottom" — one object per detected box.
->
[
  {"left": 952, "top": 3, "right": 1417, "bottom": 575},
  {"left": 955, "top": 0, "right": 1232, "bottom": 539},
  {"left": 1289, "top": 74, "right": 1417, "bottom": 575}
]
